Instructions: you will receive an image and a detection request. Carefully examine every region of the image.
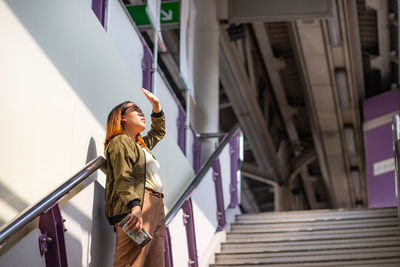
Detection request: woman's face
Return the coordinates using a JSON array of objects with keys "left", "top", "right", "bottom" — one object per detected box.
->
[{"left": 121, "top": 103, "right": 146, "bottom": 134}]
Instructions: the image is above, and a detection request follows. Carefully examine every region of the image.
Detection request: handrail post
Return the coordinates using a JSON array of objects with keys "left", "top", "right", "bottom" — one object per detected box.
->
[
  {"left": 228, "top": 132, "right": 239, "bottom": 208},
  {"left": 38, "top": 204, "right": 68, "bottom": 267},
  {"left": 192, "top": 129, "right": 202, "bottom": 173},
  {"left": 182, "top": 198, "right": 198, "bottom": 267},
  {"left": 165, "top": 124, "right": 240, "bottom": 226},
  {"left": 393, "top": 113, "right": 400, "bottom": 217},
  {"left": 164, "top": 227, "right": 173, "bottom": 267},
  {"left": 213, "top": 158, "right": 226, "bottom": 231}
]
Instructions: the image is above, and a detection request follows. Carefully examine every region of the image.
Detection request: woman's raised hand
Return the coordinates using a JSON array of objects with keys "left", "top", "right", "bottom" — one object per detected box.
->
[{"left": 140, "top": 88, "right": 161, "bottom": 113}]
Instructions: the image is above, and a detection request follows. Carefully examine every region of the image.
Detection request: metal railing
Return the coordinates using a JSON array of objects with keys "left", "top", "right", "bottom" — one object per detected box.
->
[
  {"left": 165, "top": 123, "right": 240, "bottom": 226},
  {"left": 0, "top": 123, "right": 240, "bottom": 262},
  {"left": 393, "top": 113, "right": 400, "bottom": 217},
  {"left": 0, "top": 156, "right": 106, "bottom": 249}
]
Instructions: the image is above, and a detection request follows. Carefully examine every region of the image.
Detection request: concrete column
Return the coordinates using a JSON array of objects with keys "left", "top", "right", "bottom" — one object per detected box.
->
[
  {"left": 274, "top": 184, "right": 292, "bottom": 211},
  {"left": 191, "top": 0, "right": 220, "bottom": 162}
]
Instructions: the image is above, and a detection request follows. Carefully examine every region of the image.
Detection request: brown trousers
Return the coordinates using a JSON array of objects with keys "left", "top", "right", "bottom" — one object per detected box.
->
[{"left": 113, "top": 189, "right": 165, "bottom": 267}]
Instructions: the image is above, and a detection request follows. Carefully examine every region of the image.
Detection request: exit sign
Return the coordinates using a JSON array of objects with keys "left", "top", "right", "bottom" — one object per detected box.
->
[{"left": 126, "top": 1, "right": 179, "bottom": 26}]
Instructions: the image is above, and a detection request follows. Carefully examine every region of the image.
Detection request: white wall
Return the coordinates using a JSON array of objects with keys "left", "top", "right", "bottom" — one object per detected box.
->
[
  {"left": 105, "top": 0, "right": 195, "bottom": 210},
  {"left": 0, "top": 0, "right": 193, "bottom": 265}
]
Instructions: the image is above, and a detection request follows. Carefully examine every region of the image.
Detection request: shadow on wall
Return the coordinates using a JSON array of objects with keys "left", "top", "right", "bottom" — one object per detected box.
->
[
  {"left": 0, "top": 137, "right": 114, "bottom": 265},
  {"left": 62, "top": 137, "right": 114, "bottom": 266},
  {"left": 86, "top": 137, "right": 98, "bottom": 164},
  {"left": 89, "top": 182, "right": 115, "bottom": 267},
  {"left": 0, "top": 180, "right": 29, "bottom": 227},
  {"left": 87, "top": 137, "right": 115, "bottom": 267},
  {"left": 62, "top": 182, "right": 114, "bottom": 267},
  {"left": 4, "top": 0, "right": 143, "bottom": 130}
]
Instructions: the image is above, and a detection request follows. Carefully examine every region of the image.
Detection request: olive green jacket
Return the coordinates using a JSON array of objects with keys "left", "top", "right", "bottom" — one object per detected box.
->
[{"left": 104, "top": 111, "right": 165, "bottom": 225}]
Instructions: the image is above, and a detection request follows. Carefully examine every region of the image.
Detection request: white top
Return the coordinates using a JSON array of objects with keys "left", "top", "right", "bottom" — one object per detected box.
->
[{"left": 142, "top": 148, "right": 163, "bottom": 193}]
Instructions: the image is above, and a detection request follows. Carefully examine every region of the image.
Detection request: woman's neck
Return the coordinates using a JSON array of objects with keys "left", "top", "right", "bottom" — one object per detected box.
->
[{"left": 124, "top": 128, "right": 139, "bottom": 141}]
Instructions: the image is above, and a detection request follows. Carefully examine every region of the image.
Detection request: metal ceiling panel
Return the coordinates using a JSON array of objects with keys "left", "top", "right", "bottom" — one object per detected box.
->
[{"left": 228, "top": 0, "right": 333, "bottom": 23}]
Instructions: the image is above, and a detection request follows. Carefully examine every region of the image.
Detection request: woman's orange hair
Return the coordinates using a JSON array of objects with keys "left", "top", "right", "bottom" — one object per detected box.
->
[{"left": 104, "top": 101, "right": 147, "bottom": 149}]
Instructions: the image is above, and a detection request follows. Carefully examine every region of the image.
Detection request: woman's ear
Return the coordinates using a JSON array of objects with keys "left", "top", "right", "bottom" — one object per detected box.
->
[{"left": 121, "top": 118, "right": 128, "bottom": 123}]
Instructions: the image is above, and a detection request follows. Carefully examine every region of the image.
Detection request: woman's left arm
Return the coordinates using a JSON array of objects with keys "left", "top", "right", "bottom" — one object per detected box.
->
[{"left": 140, "top": 88, "right": 166, "bottom": 149}]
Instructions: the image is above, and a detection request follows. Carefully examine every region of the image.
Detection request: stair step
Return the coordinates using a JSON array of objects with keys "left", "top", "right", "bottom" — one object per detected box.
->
[
  {"left": 231, "top": 218, "right": 399, "bottom": 233},
  {"left": 226, "top": 227, "right": 400, "bottom": 242},
  {"left": 222, "top": 235, "right": 400, "bottom": 250},
  {"left": 237, "top": 207, "right": 397, "bottom": 219},
  {"left": 210, "top": 258, "right": 400, "bottom": 267},
  {"left": 214, "top": 250, "right": 400, "bottom": 265},
  {"left": 221, "top": 238, "right": 400, "bottom": 253},
  {"left": 216, "top": 245, "right": 400, "bottom": 261},
  {"left": 232, "top": 217, "right": 399, "bottom": 229},
  {"left": 236, "top": 210, "right": 397, "bottom": 224},
  {"left": 214, "top": 208, "right": 400, "bottom": 266}
]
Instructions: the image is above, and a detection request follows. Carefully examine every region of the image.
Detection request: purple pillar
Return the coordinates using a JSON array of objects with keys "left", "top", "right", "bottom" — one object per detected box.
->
[
  {"left": 182, "top": 198, "right": 198, "bottom": 267},
  {"left": 228, "top": 133, "right": 239, "bottom": 208},
  {"left": 212, "top": 159, "right": 227, "bottom": 231},
  {"left": 92, "top": 0, "right": 106, "bottom": 26},
  {"left": 142, "top": 44, "right": 153, "bottom": 92},
  {"left": 177, "top": 104, "right": 186, "bottom": 154},
  {"left": 38, "top": 204, "right": 68, "bottom": 267},
  {"left": 192, "top": 130, "right": 202, "bottom": 174},
  {"left": 164, "top": 227, "right": 173, "bottom": 267},
  {"left": 364, "top": 89, "right": 400, "bottom": 207}
]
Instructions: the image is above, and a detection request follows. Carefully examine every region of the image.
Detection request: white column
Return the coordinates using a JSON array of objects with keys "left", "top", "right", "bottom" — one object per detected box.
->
[{"left": 191, "top": 0, "right": 220, "bottom": 162}]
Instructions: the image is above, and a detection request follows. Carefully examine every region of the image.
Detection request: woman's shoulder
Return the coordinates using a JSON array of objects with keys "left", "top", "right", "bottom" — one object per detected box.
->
[{"left": 107, "top": 134, "right": 136, "bottom": 151}]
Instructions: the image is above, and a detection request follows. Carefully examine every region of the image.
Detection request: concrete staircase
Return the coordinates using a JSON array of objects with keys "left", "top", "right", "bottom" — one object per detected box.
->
[{"left": 211, "top": 207, "right": 400, "bottom": 266}]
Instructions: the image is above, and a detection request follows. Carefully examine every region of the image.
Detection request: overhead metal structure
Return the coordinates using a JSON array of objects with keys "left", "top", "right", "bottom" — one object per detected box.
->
[{"left": 155, "top": 0, "right": 397, "bottom": 212}]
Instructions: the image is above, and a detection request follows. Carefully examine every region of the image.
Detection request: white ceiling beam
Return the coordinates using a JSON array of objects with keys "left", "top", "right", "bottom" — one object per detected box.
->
[
  {"left": 365, "top": 0, "right": 391, "bottom": 90},
  {"left": 290, "top": 19, "right": 353, "bottom": 208}
]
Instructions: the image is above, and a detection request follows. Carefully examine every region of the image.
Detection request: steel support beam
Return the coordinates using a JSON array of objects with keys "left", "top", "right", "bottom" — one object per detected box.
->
[
  {"left": 252, "top": 22, "right": 320, "bottom": 209},
  {"left": 240, "top": 179, "right": 261, "bottom": 213},
  {"left": 220, "top": 26, "right": 285, "bottom": 182},
  {"left": 241, "top": 162, "right": 277, "bottom": 186}
]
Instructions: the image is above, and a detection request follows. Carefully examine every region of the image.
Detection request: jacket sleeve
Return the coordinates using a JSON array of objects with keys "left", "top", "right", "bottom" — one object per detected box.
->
[
  {"left": 108, "top": 138, "right": 140, "bottom": 208},
  {"left": 143, "top": 110, "right": 166, "bottom": 150}
]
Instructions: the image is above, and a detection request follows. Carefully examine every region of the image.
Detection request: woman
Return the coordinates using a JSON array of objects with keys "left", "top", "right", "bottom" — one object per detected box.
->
[{"left": 104, "top": 88, "right": 166, "bottom": 267}]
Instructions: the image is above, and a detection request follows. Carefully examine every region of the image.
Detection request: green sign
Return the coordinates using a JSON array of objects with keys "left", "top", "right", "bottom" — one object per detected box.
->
[{"left": 126, "top": 1, "right": 179, "bottom": 26}]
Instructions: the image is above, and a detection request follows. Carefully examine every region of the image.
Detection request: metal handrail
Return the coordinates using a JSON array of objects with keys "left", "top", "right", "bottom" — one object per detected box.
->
[
  {"left": 393, "top": 113, "right": 400, "bottom": 217},
  {"left": 0, "top": 156, "right": 106, "bottom": 248},
  {"left": 165, "top": 123, "right": 240, "bottom": 226},
  {"left": 0, "top": 123, "right": 240, "bottom": 247}
]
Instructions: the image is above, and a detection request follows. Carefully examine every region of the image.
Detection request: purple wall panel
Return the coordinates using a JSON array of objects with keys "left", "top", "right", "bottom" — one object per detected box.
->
[
  {"left": 365, "top": 123, "right": 396, "bottom": 207},
  {"left": 364, "top": 89, "right": 400, "bottom": 121},
  {"left": 177, "top": 104, "right": 186, "bottom": 154},
  {"left": 364, "top": 89, "right": 400, "bottom": 208},
  {"left": 92, "top": 0, "right": 106, "bottom": 26}
]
